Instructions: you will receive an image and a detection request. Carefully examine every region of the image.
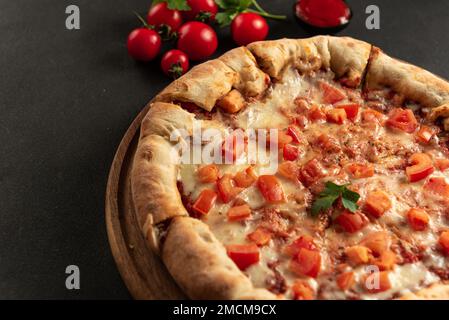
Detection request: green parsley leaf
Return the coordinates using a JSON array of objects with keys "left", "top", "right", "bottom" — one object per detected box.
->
[
  {"left": 216, "top": 11, "right": 238, "bottom": 26},
  {"left": 310, "top": 181, "right": 360, "bottom": 216},
  {"left": 168, "top": 0, "right": 191, "bottom": 10},
  {"left": 342, "top": 188, "right": 361, "bottom": 203},
  {"left": 311, "top": 194, "right": 339, "bottom": 216},
  {"left": 341, "top": 197, "right": 359, "bottom": 213},
  {"left": 153, "top": 0, "right": 191, "bottom": 11}
]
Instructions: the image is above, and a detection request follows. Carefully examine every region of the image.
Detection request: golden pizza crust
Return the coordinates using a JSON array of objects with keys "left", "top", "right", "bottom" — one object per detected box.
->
[
  {"left": 154, "top": 59, "right": 236, "bottom": 111},
  {"left": 399, "top": 283, "right": 449, "bottom": 300},
  {"left": 247, "top": 36, "right": 371, "bottom": 87},
  {"left": 131, "top": 36, "right": 449, "bottom": 300},
  {"left": 366, "top": 47, "right": 449, "bottom": 108},
  {"left": 162, "top": 216, "right": 277, "bottom": 300}
]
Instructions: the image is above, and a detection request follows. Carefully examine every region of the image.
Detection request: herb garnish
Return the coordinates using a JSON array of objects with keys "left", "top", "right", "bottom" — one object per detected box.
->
[{"left": 311, "top": 181, "right": 360, "bottom": 216}]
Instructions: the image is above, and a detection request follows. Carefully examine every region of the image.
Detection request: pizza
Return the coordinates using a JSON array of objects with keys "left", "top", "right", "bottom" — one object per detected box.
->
[{"left": 131, "top": 36, "right": 449, "bottom": 300}]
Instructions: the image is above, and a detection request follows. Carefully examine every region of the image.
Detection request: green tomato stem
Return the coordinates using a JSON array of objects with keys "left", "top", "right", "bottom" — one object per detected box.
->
[
  {"left": 134, "top": 11, "right": 151, "bottom": 29},
  {"left": 247, "top": 8, "right": 287, "bottom": 20},
  {"left": 252, "top": 0, "right": 268, "bottom": 14}
]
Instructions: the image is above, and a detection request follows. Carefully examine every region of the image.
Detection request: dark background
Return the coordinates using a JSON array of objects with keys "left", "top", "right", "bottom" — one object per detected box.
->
[{"left": 0, "top": 0, "right": 448, "bottom": 299}]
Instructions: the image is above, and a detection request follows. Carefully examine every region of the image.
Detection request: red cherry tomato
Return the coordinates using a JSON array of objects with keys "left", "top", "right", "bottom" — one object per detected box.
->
[
  {"left": 147, "top": 3, "right": 183, "bottom": 32},
  {"left": 161, "top": 49, "right": 189, "bottom": 78},
  {"left": 127, "top": 28, "right": 161, "bottom": 61},
  {"left": 183, "top": 0, "right": 218, "bottom": 22},
  {"left": 177, "top": 21, "right": 218, "bottom": 61},
  {"left": 231, "top": 12, "right": 269, "bottom": 46}
]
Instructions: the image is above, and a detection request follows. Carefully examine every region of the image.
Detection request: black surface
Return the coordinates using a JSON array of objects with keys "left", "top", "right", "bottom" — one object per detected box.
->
[{"left": 0, "top": 0, "right": 448, "bottom": 299}]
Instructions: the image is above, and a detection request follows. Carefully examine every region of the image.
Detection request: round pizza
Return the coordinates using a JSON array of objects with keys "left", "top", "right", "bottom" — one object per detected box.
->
[{"left": 131, "top": 36, "right": 449, "bottom": 300}]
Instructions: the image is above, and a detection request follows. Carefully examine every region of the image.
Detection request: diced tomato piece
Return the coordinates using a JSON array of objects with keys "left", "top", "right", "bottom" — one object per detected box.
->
[
  {"left": 294, "top": 96, "right": 310, "bottom": 112},
  {"left": 197, "top": 164, "right": 219, "bottom": 183},
  {"left": 247, "top": 227, "right": 272, "bottom": 246},
  {"left": 292, "top": 281, "right": 315, "bottom": 300},
  {"left": 226, "top": 244, "right": 260, "bottom": 270},
  {"left": 217, "top": 174, "right": 243, "bottom": 203},
  {"left": 345, "top": 245, "right": 370, "bottom": 265},
  {"left": 407, "top": 208, "right": 430, "bottom": 231},
  {"left": 360, "top": 232, "right": 390, "bottom": 256},
  {"left": 435, "top": 158, "right": 449, "bottom": 172},
  {"left": 364, "top": 271, "right": 391, "bottom": 293},
  {"left": 346, "top": 163, "right": 374, "bottom": 179},
  {"left": 292, "top": 280, "right": 315, "bottom": 300},
  {"left": 386, "top": 108, "right": 418, "bottom": 133},
  {"left": 234, "top": 166, "right": 257, "bottom": 188},
  {"left": 364, "top": 190, "right": 392, "bottom": 218},
  {"left": 362, "top": 108, "right": 385, "bottom": 125},
  {"left": 337, "top": 272, "right": 355, "bottom": 291},
  {"left": 300, "top": 158, "right": 327, "bottom": 186},
  {"left": 373, "top": 250, "right": 396, "bottom": 271},
  {"left": 290, "top": 248, "right": 321, "bottom": 278},
  {"left": 286, "top": 126, "right": 302, "bottom": 143},
  {"left": 268, "top": 130, "right": 293, "bottom": 149},
  {"left": 283, "top": 144, "right": 300, "bottom": 161},
  {"left": 335, "top": 210, "right": 368, "bottom": 233},
  {"left": 227, "top": 204, "right": 252, "bottom": 222},
  {"left": 320, "top": 82, "right": 346, "bottom": 104},
  {"left": 405, "top": 153, "right": 434, "bottom": 182},
  {"left": 439, "top": 231, "right": 449, "bottom": 256},
  {"left": 192, "top": 189, "right": 218, "bottom": 216},
  {"left": 416, "top": 125, "right": 437, "bottom": 144},
  {"left": 222, "top": 133, "right": 245, "bottom": 162},
  {"left": 257, "top": 175, "right": 285, "bottom": 203},
  {"left": 336, "top": 103, "right": 360, "bottom": 121},
  {"left": 295, "top": 115, "right": 309, "bottom": 129},
  {"left": 326, "top": 108, "right": 347, "bottom": 124},
  {"left": 284, "top": 235, "right": 318, "bottom": 257},
  {"left": 424, "top": 177, "right": 449, "bottom": 198},
  {"left": 308, "top": 105, "right": 327, "bottom": 122},
  {"left": 278, "top": 161, "right": 300, "bottom": 182},
  {"left": 316, "top": 133, "right": 341, "bottom": 153}
]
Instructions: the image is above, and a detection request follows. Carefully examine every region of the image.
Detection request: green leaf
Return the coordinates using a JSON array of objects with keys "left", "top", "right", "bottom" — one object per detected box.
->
[
  {"left": 310, "top": 181, "right": 360, "bottom": 216},
  {"left": 237, "top": 0, "right": 253, "bottom": 10},
  {"left": 311, "top": 194, "right": 338, "bottom": 216},
  {"left": 342, "top": 188, "right": 360, "bottom": 203},
  {"left": 341, "top": 197, "right": 359, "bottom": 213},
  {"left": 166, "top": 0, "right": 191, "bottom": 11},
  {"left": 216, "top": 11, "right": 237, "bottom": 27},
  {"left": 215, "top": 0, "right": 240, "bottom": 10},
  {"left": 321, "top": 181, "right": 344, "bottom": 196}
]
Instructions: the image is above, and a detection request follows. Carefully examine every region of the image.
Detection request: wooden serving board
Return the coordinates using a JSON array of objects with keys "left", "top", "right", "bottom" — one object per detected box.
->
[{"left": 105, "top": 104, "right": 187, "bottom": 300}]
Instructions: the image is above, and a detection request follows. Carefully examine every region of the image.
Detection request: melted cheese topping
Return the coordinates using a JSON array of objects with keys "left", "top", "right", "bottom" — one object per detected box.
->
[{"left": 177, "top": 67, "right": 449, "bottom": 300}]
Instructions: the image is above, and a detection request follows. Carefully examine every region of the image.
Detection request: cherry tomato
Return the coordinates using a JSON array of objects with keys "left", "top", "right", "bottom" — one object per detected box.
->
[
  {"left": 177, "top": 21, "right": 218, "bottom": 60},
  {"left": 231, "top": 12, "right": 269, "bottom": 46},
  {"left": 161, "top": 49, "right": 189, "bottom": 78},
  {"left": 147, "top": 3, "right": 183, "bottom": 32},
  {"left": 127, "top": 28, "right": 161, "bottom": 61},
  {"left": 183, "top": 0, "right": 218, "bottom": 22}
]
